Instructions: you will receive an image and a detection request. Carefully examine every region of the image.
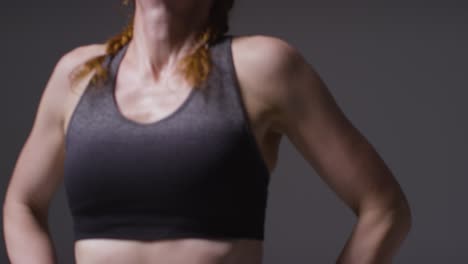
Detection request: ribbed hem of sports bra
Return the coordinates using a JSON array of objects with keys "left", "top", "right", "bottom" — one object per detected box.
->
[
  {"left": 73, "top": 230, "right": 264, "bottom": 243},
  {"left": 226, "top": 35, "right": 271, "bottom": 185},
  {"left": 72, "top": 216, "right": 265, "bottom": 242},
  {"left": 72, "top": 211, "right": 266, "bottom": 243}
]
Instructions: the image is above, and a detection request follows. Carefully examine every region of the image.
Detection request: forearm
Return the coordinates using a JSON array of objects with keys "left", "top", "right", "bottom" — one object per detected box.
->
[
  {"left": 336, "top": 202, "right": 412, "bottom": 264},
  {"left": 3, "top": 201, "right": 57, "bottom": 264}
]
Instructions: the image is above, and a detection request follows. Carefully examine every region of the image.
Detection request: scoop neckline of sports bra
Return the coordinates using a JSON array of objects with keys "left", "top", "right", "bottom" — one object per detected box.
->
[{"left": 109, "top": 42, "right": 199, "bottom": 127}]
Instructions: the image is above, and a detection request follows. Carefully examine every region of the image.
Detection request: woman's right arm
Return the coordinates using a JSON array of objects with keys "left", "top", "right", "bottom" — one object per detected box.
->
[{"left": 2, "top": 47, "right": 83, "bottom": 264}]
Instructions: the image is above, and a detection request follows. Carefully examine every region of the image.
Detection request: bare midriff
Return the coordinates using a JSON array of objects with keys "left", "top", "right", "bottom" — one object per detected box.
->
[{"left": 75, "top": 238, "right": 263, "bottom": 264}]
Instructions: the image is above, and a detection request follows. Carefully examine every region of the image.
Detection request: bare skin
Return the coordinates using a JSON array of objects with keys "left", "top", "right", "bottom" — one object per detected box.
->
[{"left": 3, "top": 1, "right": 411, "bottom": 264}]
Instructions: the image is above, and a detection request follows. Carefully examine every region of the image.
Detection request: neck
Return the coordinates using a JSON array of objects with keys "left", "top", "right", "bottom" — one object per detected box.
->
[{"left": 127, "top": 0, "right": 212, "bottom": 82}]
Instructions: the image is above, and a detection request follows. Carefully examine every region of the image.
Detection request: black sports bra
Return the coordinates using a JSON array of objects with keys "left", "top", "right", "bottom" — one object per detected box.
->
[{"left": 63, "top": 34, "right": 271, "bottom": 242}]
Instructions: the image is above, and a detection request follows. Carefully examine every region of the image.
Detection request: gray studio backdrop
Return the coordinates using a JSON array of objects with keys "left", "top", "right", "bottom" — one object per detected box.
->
[{"left": 1, "top": 1, "right": 466, "bottom": 263}]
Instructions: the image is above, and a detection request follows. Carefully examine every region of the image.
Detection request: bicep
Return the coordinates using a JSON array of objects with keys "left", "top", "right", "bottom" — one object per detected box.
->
[
  {"left": 276, "top": 55, "right": 405, "bottom": 215},
  {"left": 4, "top": 52, "right": 73, "bottom": 218}
]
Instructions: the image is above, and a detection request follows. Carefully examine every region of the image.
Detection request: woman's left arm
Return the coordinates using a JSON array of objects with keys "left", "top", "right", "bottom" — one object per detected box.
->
[{"left": 259, "top": 37, "right": 412, "bottom": 264}]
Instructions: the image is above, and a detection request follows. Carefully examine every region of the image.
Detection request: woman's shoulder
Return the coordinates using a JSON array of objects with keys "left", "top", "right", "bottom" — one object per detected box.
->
[
  {"left": 66, "top": 43, "right": 107, "bottom": 61},
  {"left": 230, "top": 34, "right": 319, "bottom": 134},
  {"left": 231, "top": 34, "right": 303, "bottom": 69},
  {"left": 60, "top": 43, "right": 108, "bottom": 76},
  {"left": 42, "top": 42, "right": 108, "bottom": 109},
  {"left": 230, "top": 34, "right": 306, "bottom": 93}
]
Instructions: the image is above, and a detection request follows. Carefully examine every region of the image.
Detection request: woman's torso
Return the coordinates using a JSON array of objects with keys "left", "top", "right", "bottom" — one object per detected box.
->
[{"left": 62, "top": 35, "right": 282, "bottom": 264}]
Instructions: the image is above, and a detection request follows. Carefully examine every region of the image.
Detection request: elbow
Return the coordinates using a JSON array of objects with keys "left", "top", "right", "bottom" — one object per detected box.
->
[
  {"left": 3, "top": 193, "right": 48, "bottom": 228},
  {"left": 382, "top": 199, "right": 413, "bottom": 245},
  {"left": 390, "top": 198, "right": 412, "bottom": 232},
  {"left": 358, "top": 190, "right": 413, "bottom": 231},
  {"left": 385, "top": 190, "right": 412, "bottom": 227},
  {"left": 362, "top": 196, "right": 413, "bottom": 235}
]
